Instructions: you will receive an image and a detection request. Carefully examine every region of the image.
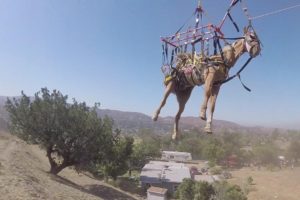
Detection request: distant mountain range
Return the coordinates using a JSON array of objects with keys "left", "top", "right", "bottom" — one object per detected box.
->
[
  {"left": 0, "top": 96, "right": 289, "bottom": 135},
  {"left": 97, "top": 109, "right": 279, "bottom": 135}
]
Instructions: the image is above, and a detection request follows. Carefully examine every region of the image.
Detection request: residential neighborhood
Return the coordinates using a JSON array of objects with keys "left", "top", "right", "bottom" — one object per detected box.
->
[{"left": 140, "top": 151, "right": 222, "bottom": 199}]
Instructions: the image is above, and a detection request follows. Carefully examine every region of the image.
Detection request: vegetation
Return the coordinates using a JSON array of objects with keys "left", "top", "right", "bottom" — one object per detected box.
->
[
  {"left": 175, "top": 178, "right": 196, "bottom": 200},
  {"left": 252, "top": 142, "right": 280, "bottom": 166},
  {"left": 128, "top": 130, "right": 161, "bottom": 175},
  {"left": 4, "top": 87, "right": 300, "bottom": 199},
  {"left": 175, "top": 179, "right": 246, "bottom": 200},
  {"left": 100, "top": 131, "right": 133, "bottom": 180},
  {"left": 246, "top": 176, "right": 253, "bottom": 185},
  {"left": 5, "top": 88, "right": 133, "bottom": 176},
  {"left": 286, "top": 140, "right": 300, "bottom": 162},
  {"left": 130, "top": 128, "right": 300, "bottom": 170}
]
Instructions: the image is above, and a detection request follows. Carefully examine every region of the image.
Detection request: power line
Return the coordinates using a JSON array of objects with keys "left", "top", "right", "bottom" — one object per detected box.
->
[{"left": 250, "top": 4, "right": 300, "bottom": 20}]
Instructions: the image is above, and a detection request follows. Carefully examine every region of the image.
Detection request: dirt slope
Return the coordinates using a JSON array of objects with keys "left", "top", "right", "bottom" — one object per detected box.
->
[{"left": 0, "top": 131, "right": 139, "bottom": 200}]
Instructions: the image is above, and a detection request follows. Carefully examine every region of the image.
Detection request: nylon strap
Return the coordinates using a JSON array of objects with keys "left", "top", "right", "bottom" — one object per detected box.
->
[
  {"left": 164, "top": 42, "right": 169, "bottom": 64},
  {"left": 227, "top": 12, "right": 240, "bottom": 32},
  {"left": 231, "top": 0, "right": 240, "bottom": 8},
  {"left": 170, "top": 49, "right": 175, "bottom": 66},
  {"left": 162, "top": 44, "right": 165, "bottom": 65},
  {"left": 219, "top": 36, "right": 244, "bottom": 40},
  {"left": 238, "top": 74, "right": 251, "bottom": 92},
  {"left": 214, "top": 57, "right": 253, "bottom": 92},
  {"left": 171, "top": 12, "right": 196, "bottom": 40}
]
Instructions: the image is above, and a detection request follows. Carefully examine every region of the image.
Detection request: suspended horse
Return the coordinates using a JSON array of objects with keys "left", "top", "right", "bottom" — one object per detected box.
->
[{"left": 153, "top": 27, "right": 261, "bottom": 140}]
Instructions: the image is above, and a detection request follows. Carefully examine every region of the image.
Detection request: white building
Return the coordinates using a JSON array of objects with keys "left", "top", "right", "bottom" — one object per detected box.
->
[
  {"left": 161, "top": 151, "right": 192, "bottom": 162},
  {"left": 140, "top": 161, "right": 191, "bottom": 194}
]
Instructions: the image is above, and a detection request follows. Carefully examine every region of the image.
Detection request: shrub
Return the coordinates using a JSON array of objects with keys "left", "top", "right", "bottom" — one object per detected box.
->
[
  {"left": 213, "top": 181, "right": 247, "bottom": 200},
  {"left": 210, "top": 166, "right": 222, "bottom": 175}
]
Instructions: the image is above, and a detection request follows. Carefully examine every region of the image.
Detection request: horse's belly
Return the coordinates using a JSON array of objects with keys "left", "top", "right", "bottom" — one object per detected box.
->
[
  {"left": 206, "top": 65, "right": 228, "bottom": 82},
  {"left": 181, "top": 64, "right": 205, "bottom": 86}
]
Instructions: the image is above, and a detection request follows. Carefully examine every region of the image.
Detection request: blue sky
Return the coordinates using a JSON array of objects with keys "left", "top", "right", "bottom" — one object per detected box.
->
[{"left": 0, "top": 0, "right": 299, "bottom": 129}]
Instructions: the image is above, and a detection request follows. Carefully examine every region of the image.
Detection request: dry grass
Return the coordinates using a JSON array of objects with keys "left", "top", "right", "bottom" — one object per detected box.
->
[
  {"left": 229, "top": 167, "right": 300, "bottom": 200},
  {"left": 0, "top": 131, "right": 139, "bottom": 200}
]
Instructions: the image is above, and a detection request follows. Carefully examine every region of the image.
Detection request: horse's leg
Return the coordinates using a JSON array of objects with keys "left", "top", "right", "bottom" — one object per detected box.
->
[
  {"left": 152, "top": 80, "right": 175, "bottom": 121},
  {"left": 200, "top": 68, "right": 215, "bottom": 121},
  {"left": 172, "top": 87, "right": 193, "bottom": 140},
  {"left": 205, "top": 85, "right": 221, "bottom": 133}
]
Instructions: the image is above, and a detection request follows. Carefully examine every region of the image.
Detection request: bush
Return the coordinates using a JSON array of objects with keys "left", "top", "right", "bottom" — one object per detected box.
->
[
  {"left": 208, "top": 160, "right": 216, "bottom": 168},
  {"left": 213, "top": 181, "right": 247, "bottom": 200},
  {"left": 194, "top": 181, "right": 215, "bottom": 200},
  {"left": 210, "top": 166, "right": 222, "bottom": 175},
  {"left": 175, "top": 179, "right": 195, "bottom": 200},
  {"left": 246, "top": 176, "right": 253, "bottom": 185},
  {"left": 253, "top": 142, "right": 279, "bottom": 166}
]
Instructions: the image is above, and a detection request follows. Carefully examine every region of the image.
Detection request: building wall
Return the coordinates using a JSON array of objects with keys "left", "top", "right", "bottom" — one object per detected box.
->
[
  {"left": 147, "top": 192, "right": 166, "bottom": 200},
  {"left": 142, "top": 182, "right": 179, "bottom": 195},
  {"left": 162, "top": 182, "right": 180, "bottom": 194}
]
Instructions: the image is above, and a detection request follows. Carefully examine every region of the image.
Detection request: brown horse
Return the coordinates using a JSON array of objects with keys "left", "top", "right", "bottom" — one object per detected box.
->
[{"left": 153, "top": 28, "right": 261, "bottom": 140}]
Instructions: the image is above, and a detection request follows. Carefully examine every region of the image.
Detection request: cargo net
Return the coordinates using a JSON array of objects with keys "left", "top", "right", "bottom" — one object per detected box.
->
[{"left": 160, "top": 0, "right": 253, "bottom": 86}]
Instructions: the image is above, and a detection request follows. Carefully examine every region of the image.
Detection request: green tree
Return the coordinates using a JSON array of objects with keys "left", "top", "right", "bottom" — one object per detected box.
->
[
  {"left": 225, "top": 185, "right": 247, "bottom": 200},
  {"left": 253, "top": 142, "right": 279, "bottom": 166},
  {"left": 176, "top": 135, "right": 204, "bottom": 160},
  {"left": 176, "top": 179, "right": 215, "bottom": 200},
  {"left": 203, "top": 138, "right": 225, "bottom": 163},
  {"left": 101, "top": 130, "right": 133, "bottom": 180},
  {"left": 5, "top": 88, "right": 114, "bottom": 175},
  {"left": 287, "top": 140, "right": 300, "bottom": 162},
  {"left": 175, "top": 178, "right": 195, "bottom": 200},
  {"left": 194, "top": 181, "right": 215, "bottom": 200},
  {"left": 213, "top": 181, "right": 247, "bottom": 200},
  {"left": 129, "top": 132, "right": 161, "bottom": 171},
  {"left": 271, "top": 129, "right": 280, "bottom": 141},
  {"left": 221, "top": 132, "right": 243, "bottom": 158}
]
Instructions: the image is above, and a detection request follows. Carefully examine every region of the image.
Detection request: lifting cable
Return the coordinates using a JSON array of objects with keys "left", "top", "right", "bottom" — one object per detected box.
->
[{"left": 250, "top": 4, "right": 300, "bottom": 20}]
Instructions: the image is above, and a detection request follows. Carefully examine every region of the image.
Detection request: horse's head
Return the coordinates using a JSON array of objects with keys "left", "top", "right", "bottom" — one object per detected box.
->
[{"left": 244, "top": 26, "right": 261, "bottom": 58}]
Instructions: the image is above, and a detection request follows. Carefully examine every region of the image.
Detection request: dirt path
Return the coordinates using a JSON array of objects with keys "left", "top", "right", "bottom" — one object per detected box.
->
[{"left": 0, "top": 131, "right": 140, "bottom": 200}]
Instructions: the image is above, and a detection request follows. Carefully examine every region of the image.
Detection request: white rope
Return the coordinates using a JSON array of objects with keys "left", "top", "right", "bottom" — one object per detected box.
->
[{"left": 250, "top": 4, "right": 300, "bottom": 20}]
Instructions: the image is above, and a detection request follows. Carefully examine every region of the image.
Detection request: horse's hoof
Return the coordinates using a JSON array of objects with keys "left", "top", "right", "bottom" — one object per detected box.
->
[
  {"left": 152, "top": 113, "right": 158, "bottom": 121},
  {"left": 200, "top": 111, "right": 207, "bottom": 121},
  {"left": 204, "top": 127, "right": 213, "bottom": 134},
  {"left": 172, "top": 132, "right": 179, "bottom": 140},
  {"left": 200, "top": 115, "right": 207, "bottom": 121}
]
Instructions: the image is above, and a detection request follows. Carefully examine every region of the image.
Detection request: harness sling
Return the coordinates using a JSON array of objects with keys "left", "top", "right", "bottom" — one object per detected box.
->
[{"left": 214, "top": 57, "right": 253, "bottom": 92}]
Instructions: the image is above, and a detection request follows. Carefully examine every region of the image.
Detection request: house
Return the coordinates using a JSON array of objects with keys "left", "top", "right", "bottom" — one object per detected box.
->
[
  {"left": 140, "top": 161, "right": 191, "bottom": 194},
  {"left": 147, "top": 186, "right": 168, "bottom": 200},
  {"left": 161, "top": 151, "right": 192, "bottom": 162}
]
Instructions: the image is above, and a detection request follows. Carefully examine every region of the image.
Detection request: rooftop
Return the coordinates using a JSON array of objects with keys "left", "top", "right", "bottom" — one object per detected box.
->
[
  {"left": 162, "top": 151, "right": 192, "bottom": 156},
  {"left": 147, "top": 186, "right": 168, "bottom": 194},
  {"left": 140, "top": 161, "right": 191, "bottom": 184}
]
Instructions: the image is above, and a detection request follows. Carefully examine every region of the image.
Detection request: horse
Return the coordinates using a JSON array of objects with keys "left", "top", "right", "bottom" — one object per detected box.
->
[{"left": 153, "top": 27, "right": 261, "bottom": 140}]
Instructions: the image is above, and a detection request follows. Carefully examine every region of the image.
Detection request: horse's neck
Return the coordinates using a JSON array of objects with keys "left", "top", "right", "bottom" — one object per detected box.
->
[
  {"left": 233, "top": 39, "right": 246, "bottom": 61},
  {"left": 223, "top": 39, "right": 246, "bottom": 67}
]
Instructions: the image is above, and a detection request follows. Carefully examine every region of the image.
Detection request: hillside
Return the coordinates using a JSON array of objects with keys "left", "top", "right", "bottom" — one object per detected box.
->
[
  {"left": 0, "top": 96, "right": 280, "bottom": 135},
  {"left": 0, "top": 131, "right": 139, "bottom": 200},
  {"left": 98, "top": 109, "right": 276, "bottom": 135}
]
